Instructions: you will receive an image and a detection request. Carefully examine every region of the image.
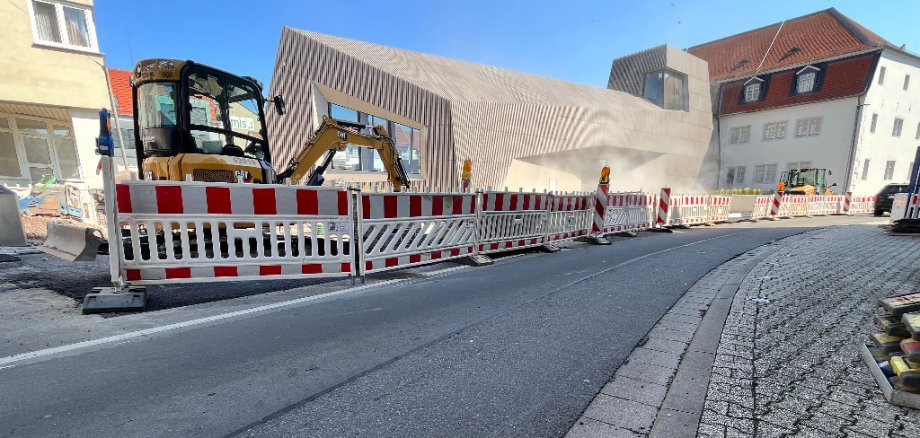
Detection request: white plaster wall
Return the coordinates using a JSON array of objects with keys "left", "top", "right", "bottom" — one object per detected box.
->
[
  {"left": 719, "top": 97, "right": 858, "bottom": 192},
  {"left": 70, "top": 110, "right": 103, "bottom": 189},
  {"left": 850, "top": 49, "right": 920, "bottom": 195}
]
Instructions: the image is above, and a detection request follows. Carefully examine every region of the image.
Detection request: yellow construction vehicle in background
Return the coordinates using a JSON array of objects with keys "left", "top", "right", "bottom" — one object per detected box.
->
[
  {"left": 132, "top": 59, "right": 410, "bottom": 190},
  {"left": 778, "top": 168, "right": 837, "bottom": 196}
]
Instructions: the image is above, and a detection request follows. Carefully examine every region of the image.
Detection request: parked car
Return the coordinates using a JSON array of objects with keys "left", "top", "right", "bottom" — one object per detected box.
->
[{"left": 874, "top": 183, "right": 910, "bottom": 216}]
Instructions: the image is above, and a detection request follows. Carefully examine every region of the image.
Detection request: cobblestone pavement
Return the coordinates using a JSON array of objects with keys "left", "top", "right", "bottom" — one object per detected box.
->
[{"left": 700, "top": 226, "right": 920, "bottom": 437}]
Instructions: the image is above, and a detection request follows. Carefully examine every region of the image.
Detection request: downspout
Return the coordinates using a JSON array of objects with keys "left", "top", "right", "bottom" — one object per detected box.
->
[{"left": 843, "top": 97, "right": 867, "bottom": 193}]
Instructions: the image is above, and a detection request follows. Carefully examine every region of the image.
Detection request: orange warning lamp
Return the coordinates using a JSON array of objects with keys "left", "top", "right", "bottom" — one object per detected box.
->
[
  {"left": 461, "top": 159, "right": 472, "bottom": 182},
  {"left": 599, "top": 166, "right": 610, "bottom": 184},
  {"left": 777, "top": 181, "right": 786, "bottom": 191}
]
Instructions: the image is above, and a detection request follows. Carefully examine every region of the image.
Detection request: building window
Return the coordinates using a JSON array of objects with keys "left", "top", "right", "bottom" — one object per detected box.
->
[
  {"left": 0, "top": 120, "right": 21, "bottom": 178},
  {"left": 753, "top": 164, "right": 777, "bottom": 184},
  {"left": 893, "top": 118, "right": 904, "bottom": 137},
  {"left": 327, "top": 103, "right": 421, "bottom": 175},
  {"left": 729, "top": 126, "right": 751, "bottom": 144},
  {"left": 787, "top": 161, "right": 813, "bottom": 171},
  {"left": 725, "top": 166, "right": 746, "bottom": 186},
  {"left": 744, "top": 82, "right": 761, "bottom": 103},
  {"left": 0, "top": 115, "right": 81, "bottom": 182},
  {"left": 862, "top": 159, "right": 871, "bottom": 181},
  {"left": 879, "top": 66, "right": 886, "bottom": 85},
  {"left": 795, "top": 66, "right": 819, "bottom": 94},
  {"left": 870, "top": 113, "right": 878, "bottom": 133},
  {"left": 762, "top": 121, "right": 787, "bottom": 141},
  {"left": 884, "top": 161, "right": 897, "bottom": 180},
  {"left": 642, "top": 70, "right": 688, "bottom": 111},
  {"left": 905, "top": 75, "right": 911, "bottom": 91},
  {"left": 28, "top": 0, "right": 98, "bottom": 51},
  {"left": 794, "top": 117, "right": 822, "bottom": 138}
]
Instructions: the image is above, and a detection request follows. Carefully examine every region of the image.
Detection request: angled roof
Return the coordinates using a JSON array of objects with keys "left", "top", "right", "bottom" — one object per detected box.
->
[
  {"left": 287, "top": 29, "right": 657, "bottom": 112},
  {"left": 108, "top": 68, "right": 133, "bottom": 116},
  {"left": 718, "top": 52, "right": 876, "bottom": 115},
  {"left": 687, "top": 8, "right": 889, "bottom": 82}
]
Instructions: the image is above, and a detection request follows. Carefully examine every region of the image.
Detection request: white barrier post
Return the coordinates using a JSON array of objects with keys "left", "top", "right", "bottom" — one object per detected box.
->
[
  {"left": 843, "top": 191, "right": 852, "bottom": 214},
  {"left": 100, "top": 155, "right": 125, "bottom": 290}
]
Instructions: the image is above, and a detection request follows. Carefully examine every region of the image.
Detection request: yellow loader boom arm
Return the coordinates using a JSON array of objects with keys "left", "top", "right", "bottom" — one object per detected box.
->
[{"left": 278, "top": 116, "right": 411, "bottom": 191}]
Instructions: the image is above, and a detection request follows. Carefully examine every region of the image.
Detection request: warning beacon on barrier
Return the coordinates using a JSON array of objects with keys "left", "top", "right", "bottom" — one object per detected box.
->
[
  {"left": 461, "top": 159, "right": 472, "bottom": 192},
  {"left": 599, "top": 165, "right": 610, "bottom": 185},
  {"left": 777, "top": 181, "right": 786, "bottom": 191}
]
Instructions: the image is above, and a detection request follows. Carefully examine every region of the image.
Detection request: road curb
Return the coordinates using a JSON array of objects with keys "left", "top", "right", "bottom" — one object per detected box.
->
[{"left": 565, "top": 230, "right": 815, "bottom": 437}]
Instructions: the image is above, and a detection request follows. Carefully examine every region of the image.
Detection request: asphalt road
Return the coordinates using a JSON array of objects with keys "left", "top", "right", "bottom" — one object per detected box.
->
[{"left": 0, "top": 225, "right": 817, "bottom": 437}]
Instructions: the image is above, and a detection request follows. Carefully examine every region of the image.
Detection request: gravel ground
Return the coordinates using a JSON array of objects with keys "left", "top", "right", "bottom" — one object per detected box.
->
[{"left": 699, "top": 226, "right": 920, "bottom": 437}]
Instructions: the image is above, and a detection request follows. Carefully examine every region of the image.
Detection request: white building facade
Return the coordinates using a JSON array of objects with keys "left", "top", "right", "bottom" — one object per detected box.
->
[{"left": 850, "top": 49, "right": 920, "bottom": 195}]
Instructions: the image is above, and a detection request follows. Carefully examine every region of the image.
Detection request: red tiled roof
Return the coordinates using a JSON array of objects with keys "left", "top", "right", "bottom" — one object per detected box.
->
[
  {"left": 108, "top": 68, "right": 133, "bottom": 117},
  {"left": 688, "top": 8, "right": 889, "bottom": 82},
  {"left": 719, "top": 52, "right": 876, "bottom": 115}
]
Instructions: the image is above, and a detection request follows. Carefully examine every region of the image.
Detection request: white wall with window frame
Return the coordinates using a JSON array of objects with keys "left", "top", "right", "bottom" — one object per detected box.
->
[
  {"left": 26, "top": 0, "right": 98, "bottom": 53},
  {"left": 0, "top": 112, "right": 82, "bottom": 188}
]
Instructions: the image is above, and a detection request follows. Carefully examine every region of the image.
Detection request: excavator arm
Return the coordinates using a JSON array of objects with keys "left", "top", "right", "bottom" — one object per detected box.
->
[{"left": 277, "top": 116, "right": 411, "bottom": 191}]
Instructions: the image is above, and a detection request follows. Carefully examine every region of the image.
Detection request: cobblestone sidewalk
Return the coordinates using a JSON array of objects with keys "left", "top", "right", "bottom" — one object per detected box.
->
[{"left": 700, "top": 226, "right": 920, "bottom": 437}]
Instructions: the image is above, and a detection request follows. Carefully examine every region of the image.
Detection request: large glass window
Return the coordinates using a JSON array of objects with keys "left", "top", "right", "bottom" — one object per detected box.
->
[
  {"left": 327, "top": 103, "right": 421, "bottom": 175},
  {"left": 796, "top": 71, "right": 816, "bottom": 94},
  {"left": 642, "top": 70, "right": 688, "bottom": 111}
]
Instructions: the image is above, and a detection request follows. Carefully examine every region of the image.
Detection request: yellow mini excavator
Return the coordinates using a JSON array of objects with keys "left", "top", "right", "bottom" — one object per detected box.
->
[
  {"left": 131, "top": 58, "right": 410, "bottom": 190},
  {"left": 777, "top": 168, "right": 837, "bottom": 196},
  {"left": 42, "top": 59, "right": 412, "bottom": 262}
]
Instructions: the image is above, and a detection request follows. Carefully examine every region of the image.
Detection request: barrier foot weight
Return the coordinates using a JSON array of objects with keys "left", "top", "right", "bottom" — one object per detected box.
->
[
  {"left": 648, "top": 227, "right": 673, "bottom": 233},
  {"left": 463, "top": 254, "right": 494, "bottom": 266},
  {"left": 82, "top": 286, "right": 147, "bottom": 314},
  {"left": 583, "top": 235, "right": 612, "bottom": 245},
  {"left": 540, "top": 243, "right": 561, "bottom": 253}
]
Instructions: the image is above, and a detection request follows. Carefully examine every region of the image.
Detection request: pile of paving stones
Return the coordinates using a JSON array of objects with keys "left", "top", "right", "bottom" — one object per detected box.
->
[{"left": 870, "top": 292, "right": 920, "bottom": 393}]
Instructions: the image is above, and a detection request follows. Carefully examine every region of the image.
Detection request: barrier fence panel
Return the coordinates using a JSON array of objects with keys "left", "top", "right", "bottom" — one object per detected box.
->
[
  {"left": 751, "top": 196, "right": 772, "bottom": 220},
  {"left": 602, "top": 192, "right": 655, "bottom": 233},
  {"left": 631, "top": 193, "right": 657, "bottom": 229},
  {"left": 707, "top": 195, "right": 732, "bottom": 223},
  {"left": 545, "top": 193, "right": 593, "bottom": 242},
  {"left": 114, "top": 181, "right": 355, "bottom": 285},
  {"left": 478, "top": 191, "right": 549, "bottom": 254},
  {"left": 806, "top": 195, "right": 842, "bottom": 216},
  {"left": 846, "top": 195, "right": 877, "bottom": 215},
  {"left": 357, "top": 192, "right": 477, "bottom": 274},
  {"left": 669, "top": 195, "right": 709, "bottom": 226},
  {"left": 780, "top": 195, "right": 809, "bottom": 218}
]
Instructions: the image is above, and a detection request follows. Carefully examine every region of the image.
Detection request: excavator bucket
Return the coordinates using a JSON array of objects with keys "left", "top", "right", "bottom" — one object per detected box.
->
[{"left": 40, "top": 222, "right": 105, "bottom": 262}]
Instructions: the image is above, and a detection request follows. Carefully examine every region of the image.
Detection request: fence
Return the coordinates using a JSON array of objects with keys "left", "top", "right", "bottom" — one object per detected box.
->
[
  {"left": 667, "top": 195, "right": 710, "bottom": 226},
  {"left": 845, "top": 193, "right": 877, "bottom": 215},
  {"left": 356, "top": 192, "right": 477, "bottom": 274},
  {"left": 545, "top": 193, "right": 593, "bottom": 242},
  {"left": 477, "top": 191, "right": 550, "bottom": 254},
  {"left": 806, "top": 195, "right": 842, "bottom": 216},
  {"left": 112, "top": 179, "right": 355, "bottom": 285},
  {"left": 707, "top": 196, "right": 732, "bottom": 223}
]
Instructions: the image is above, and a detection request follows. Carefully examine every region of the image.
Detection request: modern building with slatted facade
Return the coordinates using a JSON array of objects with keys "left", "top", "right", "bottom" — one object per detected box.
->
[{"left": 267, "top": 28, "right": 714, "bottom": 192}]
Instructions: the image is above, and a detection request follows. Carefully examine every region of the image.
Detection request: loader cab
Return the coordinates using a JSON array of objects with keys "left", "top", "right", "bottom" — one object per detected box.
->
[{"left": 132, "top": 59, "right": 276, "bottom": 182}]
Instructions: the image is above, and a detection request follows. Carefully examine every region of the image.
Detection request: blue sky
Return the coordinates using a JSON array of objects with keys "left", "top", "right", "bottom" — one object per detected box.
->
[{"left": 96, "top": 0, "right": 920, "bottom": 90}]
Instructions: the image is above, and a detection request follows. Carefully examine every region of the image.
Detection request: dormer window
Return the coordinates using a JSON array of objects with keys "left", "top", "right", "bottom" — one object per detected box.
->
[
  {"left": 795, "top": 65, "right": 820, "bottom": 94},
  {"left": 743, "top": 77, "right": 765, "bottom": 103}
]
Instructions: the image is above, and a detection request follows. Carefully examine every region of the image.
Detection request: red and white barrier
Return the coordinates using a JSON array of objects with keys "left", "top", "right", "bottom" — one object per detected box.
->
[
  {"left": 357, "top": 192, "right": 477, "bottom": 274},
  {"left": 114, "top": 180, "right": 355, "bottom": 284},
  {"left": 750, "top": 196, "right": 772, "bottom": 220},
  {"left": 844, "top": 193, "right": 876, "bottom": 215},
  {"left": 546, "top": 193, "right": 593, "bottom": 242},
  {"left": 593, "top": 184, "right": 608, "bottom": 234},
  {"left": 668, "top": 195, "right": 710, "bottom": 226},
  {"left": 806, "top": 195, "right": 842, "bottom": 216},
  {"left": 477, "top": 191, "right": 549, "bottom": 254},
  {"left": 778, "top": 195, "right": 809, "bottom": 218},
  {"left": 707, "top": 196, "right": 732, "bottom": 223},
  {"left": 657, "top": 188, "right": 671, "bottom": 227},
  {"left": 769, "top": 191, "right": 783, "bottom": 218}
]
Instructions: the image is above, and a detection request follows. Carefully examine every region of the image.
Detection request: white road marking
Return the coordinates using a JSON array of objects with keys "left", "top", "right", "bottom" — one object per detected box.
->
[{"left": 0, "top": 264, "right": 470, "bottom": 369}]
